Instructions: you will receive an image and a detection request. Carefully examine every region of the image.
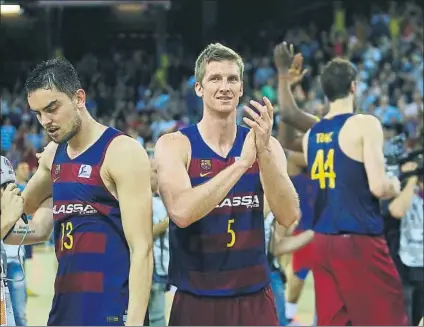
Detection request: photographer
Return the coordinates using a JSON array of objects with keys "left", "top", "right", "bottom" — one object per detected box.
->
[
  {"left": 1, "top": 156, "right": 53, "bottom": 326},
  {"left": 1, "top": 156, "right": 25, "bottom": 327},
  {"left": 383, "top": 161, "right": 424, "bottom": 326}
]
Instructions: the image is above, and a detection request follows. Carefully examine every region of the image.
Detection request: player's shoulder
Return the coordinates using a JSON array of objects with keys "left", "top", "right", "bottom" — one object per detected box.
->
[
  {"left": 107, "top": 134, "right": 149, "bottom": 163},
  {"left": 40, "top": 141, "right": 59, "bottom": 170},
  {"left": 156, "top": 131, "right": 190, "bottom": 153},
  {"left": 349, "top": 113, "right": 381, "bottom": 124},
  {"left": 348, "top": 113, "right": 383, "bottom": 130},
  {"left": 44, "top": 141, "right": 59, "bottom": 155}
]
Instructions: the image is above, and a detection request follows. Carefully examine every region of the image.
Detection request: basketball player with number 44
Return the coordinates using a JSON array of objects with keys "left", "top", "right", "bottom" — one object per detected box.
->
[{"left": 297, "top": 57, "right": 408, "bottom": 326}]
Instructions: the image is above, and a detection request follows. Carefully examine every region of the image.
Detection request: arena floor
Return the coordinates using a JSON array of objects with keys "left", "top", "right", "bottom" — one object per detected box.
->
[{"left": 25, "top": 247, "right": 316, "bottom": 326}]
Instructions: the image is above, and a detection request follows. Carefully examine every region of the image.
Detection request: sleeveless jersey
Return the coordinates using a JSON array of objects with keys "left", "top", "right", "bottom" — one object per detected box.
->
[
  {"left": 48, "top": 127, "right": 130, "bottom": 326},
  {"left": 307, "top": 113, "right": 383, "bottom": 235},
  {"left": 168, "top": 124, "right": 270, "bottom": 296},
  {"left": 291, "top": 173, "right": 317, "bottom": 231}
]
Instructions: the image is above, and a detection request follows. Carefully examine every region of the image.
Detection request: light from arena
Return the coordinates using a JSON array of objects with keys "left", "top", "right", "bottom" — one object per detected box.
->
[{"left": 0, "top": 4, "right": 22, "bottom": 15}]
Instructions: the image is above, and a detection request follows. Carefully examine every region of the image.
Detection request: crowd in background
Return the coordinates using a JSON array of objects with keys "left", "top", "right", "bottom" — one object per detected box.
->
[{"left": 1, "top": 1, "right": 423, "bottom": 170}]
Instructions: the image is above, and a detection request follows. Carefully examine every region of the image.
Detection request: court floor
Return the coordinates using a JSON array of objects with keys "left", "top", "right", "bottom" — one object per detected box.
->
[{"left": 25, "top": 248, "right": 316, "bottom": 326}]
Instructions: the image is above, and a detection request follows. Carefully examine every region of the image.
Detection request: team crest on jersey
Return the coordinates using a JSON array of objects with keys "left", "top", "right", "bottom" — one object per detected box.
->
[
  {"left": 200, "top": 159, "right": 211, "bottom": 171},
  {"left": 52, "top": 164, "right": 60, "bottom": 182}
]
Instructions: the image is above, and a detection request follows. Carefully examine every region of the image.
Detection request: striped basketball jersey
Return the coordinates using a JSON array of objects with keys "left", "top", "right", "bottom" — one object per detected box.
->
[
  {"left": 168, "top": 124, "right": 270, "bottom": 297},
  {"left": 291, "top": 173, "right": 317, "bottom": 231},
  {"left": 307, "top": 113, "right": 383, "bottom": 235},
  {"left": 48, "top": 127, "right": 130, "bottom": 326}
]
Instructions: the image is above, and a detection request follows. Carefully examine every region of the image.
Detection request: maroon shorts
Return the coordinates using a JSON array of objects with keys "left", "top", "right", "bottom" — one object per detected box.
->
[
  {"left": 292, "top": 229, "right": 315, "bottom": 272},
  {"left": 168, "top": 286, "right": 278, "bottom": 326},
  {"left": 313, "top": 233, "right": 408, "bottom": 326}
]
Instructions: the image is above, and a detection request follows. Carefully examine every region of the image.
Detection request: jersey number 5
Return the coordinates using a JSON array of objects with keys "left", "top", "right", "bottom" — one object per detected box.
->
[
  {"left": 227, "top": 219, "right": 236, "bottom": 248},
  {"left": 311, "top": 149, "right": 336, "bottom": 189},
  {"left": 61, "top": 221, "right": 74, "bottom": 251}
]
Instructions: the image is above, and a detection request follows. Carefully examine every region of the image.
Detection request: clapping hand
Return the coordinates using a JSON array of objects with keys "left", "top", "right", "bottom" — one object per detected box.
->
[{"left": 243, "top": 97, "right": 274, "bottom": 154}]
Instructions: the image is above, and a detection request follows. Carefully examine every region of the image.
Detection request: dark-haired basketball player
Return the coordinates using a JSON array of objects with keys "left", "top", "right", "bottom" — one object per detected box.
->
[
  {"left": 275, "top": 42, "right": 408, "bottom": 326},
  {"left": 20, "top": 58, "right": 152, "bottom": 326}
]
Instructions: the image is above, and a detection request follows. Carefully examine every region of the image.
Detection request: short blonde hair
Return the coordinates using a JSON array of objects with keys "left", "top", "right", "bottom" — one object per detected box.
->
[{"left": 194, "top": 43, "right": 244, "bottom": 84}]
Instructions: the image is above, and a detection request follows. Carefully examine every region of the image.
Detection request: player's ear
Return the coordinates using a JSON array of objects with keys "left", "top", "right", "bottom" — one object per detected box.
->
[
  {"left": 239, "top": 81, "right": 243, "bottom": 97},
  {"left": 75, "top": 89, "right": 86, "bottom": 108},
  {"left": 350, "top": 80, "right": 357, "bottom": 95},
  {"left": 194, "top": 81, "right": 203, "bottom": 97}
]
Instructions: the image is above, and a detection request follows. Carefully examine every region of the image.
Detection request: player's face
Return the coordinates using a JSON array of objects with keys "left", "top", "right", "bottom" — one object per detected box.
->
[
  {"left": 195, "top": 60, "right": 243, "bottom": 114},
  {"left": 28, "top": 87, "right": 85, "bottom": 144}
]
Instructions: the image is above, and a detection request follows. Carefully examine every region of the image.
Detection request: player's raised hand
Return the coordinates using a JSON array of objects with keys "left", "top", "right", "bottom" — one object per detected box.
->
[
  {"left": 288, "top": 53, "right": 308, "bottom": 86},
  {"left": 274, "top": 42, "right": 308, "bottom": 85},
  {"left": 274, "top": 42, "right": 294, "bottom": 73},
  {"left": 243, "top": 97, "right": 273, "bottom": 154},
  {"left": 239, "top": 129, "right": 257, "bottom": 168}
]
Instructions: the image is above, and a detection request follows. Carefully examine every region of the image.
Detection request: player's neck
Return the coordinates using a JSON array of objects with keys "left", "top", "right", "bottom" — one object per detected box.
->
[
  {"left": 327, "top": 97, "right": 354, "bottom": 116},
  {"left": 67, "top": 112, "right": 104, "bottom": 154},
  {"left": 198, "top": 110, "right": 237, "bottom": 148}
]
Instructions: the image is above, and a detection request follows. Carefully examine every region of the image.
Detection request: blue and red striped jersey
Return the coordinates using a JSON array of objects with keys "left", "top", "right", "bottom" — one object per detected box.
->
[
  {"left": 291, "top": 173, "right": 317, "bottom": 231},
  {"left": 168, "top": 124, "right": 270, "bottom": 297},
  {"left": 307, "top": 114, "right": 383, "bottom": 235},
  {"left": 47, "top": 127, "right": 130, "bottom": 326}
]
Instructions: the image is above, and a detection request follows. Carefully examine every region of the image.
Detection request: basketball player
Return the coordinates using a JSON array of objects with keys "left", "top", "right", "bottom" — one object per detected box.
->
[
  {"left": 16, "top": 58, "right": 153, "bottom": 326},
  {"left": 283, "top": 151, "right": 317, "bottom": 325},
  {"left": 275, "top": 55, "right": 317, "bottom": 325},
  {"left": 276, "top": 43, "right": 407, "bottom": 325},
  {"left": 155, "top": 43, "right": 300, "bottom": 325}
]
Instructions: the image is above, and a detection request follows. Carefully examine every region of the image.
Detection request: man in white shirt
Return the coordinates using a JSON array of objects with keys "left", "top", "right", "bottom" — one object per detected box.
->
[{"left": 385, "top": 162, "right": 423, "bottom": 325}]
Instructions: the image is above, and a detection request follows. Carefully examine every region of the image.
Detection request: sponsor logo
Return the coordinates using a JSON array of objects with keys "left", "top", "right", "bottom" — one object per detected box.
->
[
  {"left": 200, "top": 172, "right": 212, "bottom": 177},
  {"left": 78, "top": 165, "right": 92, "bottom": 179},
  {"left": 216, "top": 195, "right": 260, "bottom": 209},
  {"left": 53, "top": 203, "right": 98, "bottom": 215}
]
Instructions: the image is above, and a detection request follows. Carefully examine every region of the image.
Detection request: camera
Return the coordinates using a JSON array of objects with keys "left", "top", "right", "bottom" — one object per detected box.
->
[{"left": 384, "top": 132, "right": 424, "bottom": 181}]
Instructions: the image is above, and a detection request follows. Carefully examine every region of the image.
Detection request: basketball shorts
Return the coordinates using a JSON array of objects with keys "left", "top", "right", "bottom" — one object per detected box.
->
[
  {"left": 168, "top": 285, "right": 278, "bottom": 326},
  {"left": 313, "top": 233, "right": 408, "bottom": 326},
  {"left": 292, "top": 229, "right": 314, "bottom": 279}
]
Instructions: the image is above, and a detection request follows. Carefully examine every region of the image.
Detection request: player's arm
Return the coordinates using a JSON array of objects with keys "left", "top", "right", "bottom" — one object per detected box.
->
[
  {"left": 274, "top": 42, "right": 319, "bottom": 134},
  {"left": 155, "top": 132, "right": 251, "bottom": 228},
  {"left": 362, "top": 115, "right": 400, "bottom": 199},
  {"left": 263, "top": 196, "right": 271, "bottom": 218},
  {"left": 4, "top": 198, "right": 53, "bottom": 245},
  {"left": 106, "top": 136, "right": 153, "bottom": 326},
  {"left": 388, "top": 163, "right": 418, "bottom": 219},
  {"left": 258, "top": 137, "right": 300, "bottom": 227},
  {"left": 22, "top": 142, "right": 56, "bottom": 215},
  {"left": 278, "top": 117, "right": 304, "bottom": 152},
  {"left": 287, "top": 150, "right": 307, "bottom": 168},
  {"left": 153, "top": 217, "right": 169, "bottom": 238},
  {"left": 271, "top": 226, "right": 314, "bottom": 256},
  {"left": 277, "top": 74, "right": 319, "bottom": 134}
]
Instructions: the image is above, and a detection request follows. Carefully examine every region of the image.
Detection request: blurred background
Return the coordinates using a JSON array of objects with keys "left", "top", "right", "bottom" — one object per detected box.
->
[{"left": 1, "top": 0, "right": 423, "bottom": 325}]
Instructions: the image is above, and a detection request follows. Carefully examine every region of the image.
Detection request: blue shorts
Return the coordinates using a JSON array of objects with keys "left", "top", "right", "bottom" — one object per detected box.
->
[{"left": 294, "top": 268, "right": 309, "bottom": 281}]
